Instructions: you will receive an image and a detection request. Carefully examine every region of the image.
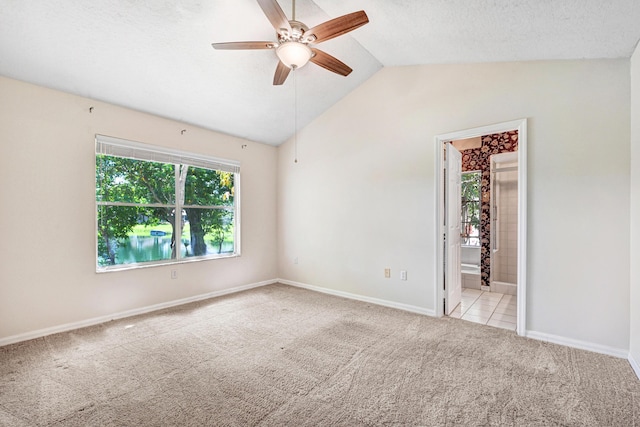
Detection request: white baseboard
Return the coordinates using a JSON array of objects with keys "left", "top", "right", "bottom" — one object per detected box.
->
[
  {"left": 525, "top": 330, "right": 629, "bottom": 359},
  {"left": 0, "top": 279, "right": 277, "bottom": 347},
  {"left": 628, "top": 352, "right": 640, "bottom": 380},
  {"left": 278, "top": 278, "right": 436, "bottom": 317},
  {"left": 278, "top": 280, "right": 634, "bottom": 365},
  {"left": 6, "top": 277, "right": 633, "bottom": 376}
]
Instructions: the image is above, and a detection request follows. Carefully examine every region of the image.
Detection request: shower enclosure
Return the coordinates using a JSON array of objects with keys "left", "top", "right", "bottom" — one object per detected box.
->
[{"left": 490, "top": 152, "right": 518, "bottom": 295}]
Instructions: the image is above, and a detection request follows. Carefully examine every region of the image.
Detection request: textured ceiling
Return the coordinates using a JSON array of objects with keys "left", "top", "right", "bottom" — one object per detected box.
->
[{"left": 1, "top": 0, "right": 639, "bottom": 145}]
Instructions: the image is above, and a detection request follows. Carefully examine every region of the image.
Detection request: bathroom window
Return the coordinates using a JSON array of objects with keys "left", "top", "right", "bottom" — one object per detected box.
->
[{"left": 461, "top": 171, "right": 481, "bottom": 246}]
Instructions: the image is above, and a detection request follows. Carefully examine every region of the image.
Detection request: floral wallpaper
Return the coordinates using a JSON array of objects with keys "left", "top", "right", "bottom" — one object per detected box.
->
[{"left": 460, "top": 131, "right": 518, "bottom": 287}]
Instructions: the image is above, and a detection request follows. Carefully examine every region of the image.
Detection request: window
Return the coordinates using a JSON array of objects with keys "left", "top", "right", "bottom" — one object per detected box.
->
[
  {"left": 461, "top": 171, "right": 481, "bottom": 247},
  {"left": 95, "top": 135, "right": 240, "bottom": 271}
]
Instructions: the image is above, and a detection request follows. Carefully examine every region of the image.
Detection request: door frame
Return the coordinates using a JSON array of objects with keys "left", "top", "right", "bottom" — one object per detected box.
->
[{"left": 434, "top": 119, "right": 528, "bottom": 335}]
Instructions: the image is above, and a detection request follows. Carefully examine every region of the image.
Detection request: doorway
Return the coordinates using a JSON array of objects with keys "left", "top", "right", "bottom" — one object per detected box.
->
[{"left": 434, "top": 119, "right": 527, "bottom": 335}]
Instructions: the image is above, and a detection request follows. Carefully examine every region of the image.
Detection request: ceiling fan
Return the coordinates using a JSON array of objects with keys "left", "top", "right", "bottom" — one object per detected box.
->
[{"left": 212, "top": 0, "right": 369, "bottom": 85}]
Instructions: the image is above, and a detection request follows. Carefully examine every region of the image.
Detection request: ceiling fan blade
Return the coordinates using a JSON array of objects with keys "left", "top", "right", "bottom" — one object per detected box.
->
[
  {"left": 273, "top": 60, "right": 291, "bottom": 85},
  {"left": 257, "top": 0, "right": 292, "bottom": 36},
  {"left": 211, "top": 41, "right": 275, "bottom": 50},
  {"left": 303, "top": 10, "right": 368, "bottom": 44},
  {"left": 310, "top": 49, "right": 352, "bottom": 76}
]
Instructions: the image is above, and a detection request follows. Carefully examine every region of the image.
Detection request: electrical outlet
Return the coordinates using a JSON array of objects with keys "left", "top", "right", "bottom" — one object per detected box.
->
[
  {"left": 400, "top": 270, "right": 407, "bottom": 281},
  {"left": 384, "top": 268, "right": 391, "bottom": 278},
  {"left": 171, "top": 270, "right": 178, "bottom": 279}
]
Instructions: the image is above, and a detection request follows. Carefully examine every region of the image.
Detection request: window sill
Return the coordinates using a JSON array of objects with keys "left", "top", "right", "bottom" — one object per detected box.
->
[{"left": 96, "top": 252, "right": 240, "bottom": 273}]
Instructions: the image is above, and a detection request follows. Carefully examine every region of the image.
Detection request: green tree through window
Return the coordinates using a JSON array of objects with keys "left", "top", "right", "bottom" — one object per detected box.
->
[
  {"left": 461, "top": 171, "right": 481, "bottom": 246},
  {"left": 95, "top": 136, "right": 239, "bottom": 270}
]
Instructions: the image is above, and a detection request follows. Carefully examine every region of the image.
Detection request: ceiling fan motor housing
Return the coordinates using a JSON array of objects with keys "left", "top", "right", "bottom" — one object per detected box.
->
[{"left": 278, "top": 20, "right": 312, "bottom": 43}]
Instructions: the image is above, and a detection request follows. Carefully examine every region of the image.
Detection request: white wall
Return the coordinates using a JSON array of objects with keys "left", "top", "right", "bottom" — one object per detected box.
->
[
  {"left": 278, "top": 60, "right": 631, "bottom": 352},
  {"left": 630, "top": 44, "right": 640, "bottom": 371},
  {"left": 0, "top": 76, "right": 278, "bottom": 341}
]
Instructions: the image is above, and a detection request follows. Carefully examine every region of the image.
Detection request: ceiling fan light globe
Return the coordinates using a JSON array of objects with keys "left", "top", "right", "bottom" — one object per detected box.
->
[{"left": 276, "top": 42, "right": 312, "bottom": 69}]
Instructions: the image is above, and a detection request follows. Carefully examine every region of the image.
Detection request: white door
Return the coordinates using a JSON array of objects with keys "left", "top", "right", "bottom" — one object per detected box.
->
[{"left": 445, "top": 143, "right": 462, "bottom": 315}]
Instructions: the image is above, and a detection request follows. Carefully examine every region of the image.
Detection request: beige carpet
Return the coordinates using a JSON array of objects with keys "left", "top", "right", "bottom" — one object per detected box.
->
[{"left": 0, "top": 283, "right": 638, "bottom": 426}]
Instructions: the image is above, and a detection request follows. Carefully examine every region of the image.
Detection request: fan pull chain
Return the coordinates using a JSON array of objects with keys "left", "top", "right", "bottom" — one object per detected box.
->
[{"left": 294, "top": 68, "right": 298, "bottom": 163}]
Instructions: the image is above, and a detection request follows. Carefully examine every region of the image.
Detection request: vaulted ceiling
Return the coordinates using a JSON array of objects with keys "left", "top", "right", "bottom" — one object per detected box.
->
[{"left": 1, "top": 0, "right": 639, "bottom": 145}]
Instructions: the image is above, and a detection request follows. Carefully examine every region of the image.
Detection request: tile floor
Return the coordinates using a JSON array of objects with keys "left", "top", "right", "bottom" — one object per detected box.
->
[{"left": 449, "top": 288, "right": 516, "bottom": 331}]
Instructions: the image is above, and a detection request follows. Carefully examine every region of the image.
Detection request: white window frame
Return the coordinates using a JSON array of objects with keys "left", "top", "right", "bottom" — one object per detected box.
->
[{"left": 95, "top": 134, "right": 241, "bottom": 272}]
